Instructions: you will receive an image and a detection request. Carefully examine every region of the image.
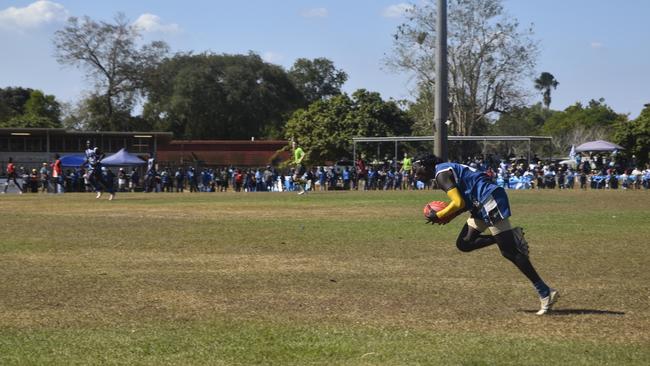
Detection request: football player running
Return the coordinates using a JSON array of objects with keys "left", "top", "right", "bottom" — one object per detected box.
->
[
  {"left": 413, "top": 154, "right": 559, "bottom": 315},
  {"left": 83, "top": 140, "right": 115, "bottom": 200}
]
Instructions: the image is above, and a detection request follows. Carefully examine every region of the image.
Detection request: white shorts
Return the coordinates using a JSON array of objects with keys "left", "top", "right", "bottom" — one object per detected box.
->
[{"left": 466, "top": 216, "right": 512, "bottom": 236}]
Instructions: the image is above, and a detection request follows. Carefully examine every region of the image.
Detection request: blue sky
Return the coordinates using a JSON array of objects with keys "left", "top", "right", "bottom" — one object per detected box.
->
[{"left": 1, "top": 0, "right": 649, "bottom": 119}]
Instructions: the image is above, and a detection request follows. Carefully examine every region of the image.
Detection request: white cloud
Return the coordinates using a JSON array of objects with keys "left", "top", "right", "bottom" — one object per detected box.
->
[
  {"left": 262, "top": 51, "right": 284, "bottom": 64},
  {"left": 590, "top": 41, "right": 604, "bottom": 49},
  {"left": 301, "top": 8, "right": 328, "bottom": 18},
  {"left": 0, "top": 1, "right": 68, "bottom": 30},
  {"left": 383, "top": 3, "right": 414, "bottom": 18},
  {"left": 132, "top": 13, "right": 180, "bottom": 34}
]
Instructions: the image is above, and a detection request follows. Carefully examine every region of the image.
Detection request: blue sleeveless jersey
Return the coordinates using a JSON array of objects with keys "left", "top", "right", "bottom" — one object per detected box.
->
[
  {"left": 85, "top": 147, "right": 102, "bottom": 171},
  {"left": 435, "top": 163, "right": 497, "bottom": 208}
]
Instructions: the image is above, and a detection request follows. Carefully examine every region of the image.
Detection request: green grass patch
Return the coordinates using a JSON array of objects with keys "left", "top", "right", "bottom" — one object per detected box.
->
[
  {"left": 0, "top": 190, "right": 649, "bottom": 364},
  {"left": 1, "top": 321, "right": 648, "bottom": 365}
]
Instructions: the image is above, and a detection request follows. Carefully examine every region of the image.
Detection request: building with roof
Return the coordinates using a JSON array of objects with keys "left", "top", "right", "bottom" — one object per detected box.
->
[
  {"left": 0, "top": 128, "right": 290, "bottom": 172},
  {"left": 0, "top": 128, "right": 172, "bottom": 167},
  {"left": 156, "top": 140, "right": 290, "bottom": 168}
]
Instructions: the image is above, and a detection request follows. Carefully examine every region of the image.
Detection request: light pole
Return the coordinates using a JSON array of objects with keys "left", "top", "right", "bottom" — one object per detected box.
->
[{"left": 434, "top": 0, "right": 448, "bottom": 161}]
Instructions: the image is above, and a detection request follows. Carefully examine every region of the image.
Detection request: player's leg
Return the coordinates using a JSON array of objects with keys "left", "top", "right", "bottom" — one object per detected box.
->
[
  {"left": 294, "top": 165, "right": 306, "bottom": 195},
  {"left": 95, "top": 170, "right": 115, "bottom": 200},
  {"left": 86, "top": 172, "right": 97, "bottom": 194},
  {"left": 104, "top": 175, "right": 115, "bottom": 200},
  {"left": 483, "top": 188, "right": 558, "bottom": 314},
  {"left": 55, "top": 176, "right": 62, "bottom": 193},
  {"left": 455, "top": 218, "right": 497, "bottom": 252},
  {"left": 89, "top": 170, "right": 105, "bottom": 198},
  {"left": 493, "top": 224, "right": 543, "bottom": 284},
  {"left": 2, "top": 174, "right": 15, "bottom": 193},
  {"left": 492, "top": 225, "right": 558, "bottom": 314},
  {"left": 16, "top": 176, "right": 24, "bottom": 193},
  {"left": 296, "top": 177, "right": 305, "bottom": 194}
]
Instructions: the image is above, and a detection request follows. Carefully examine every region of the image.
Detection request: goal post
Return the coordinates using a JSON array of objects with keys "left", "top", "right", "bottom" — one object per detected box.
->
[{"left": 351, "top": 135, "right": 553, "bottom": 167}]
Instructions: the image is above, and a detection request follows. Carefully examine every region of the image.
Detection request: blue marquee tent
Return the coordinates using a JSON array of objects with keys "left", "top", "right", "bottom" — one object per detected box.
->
[
  {"left": 59, "top": 154, "right": 85, "bottom": 168},
  {"left": 102, "top": 148, "right": 146, "bottom": 166}
]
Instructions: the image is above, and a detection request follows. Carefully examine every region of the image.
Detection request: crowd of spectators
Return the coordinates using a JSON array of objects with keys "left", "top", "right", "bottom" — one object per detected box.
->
[
  {"left": 454, "top": 154, "right": 650, "bottom": 191},
  {"left": 3, "top": 152, "right": 650, "bottom": 194}
]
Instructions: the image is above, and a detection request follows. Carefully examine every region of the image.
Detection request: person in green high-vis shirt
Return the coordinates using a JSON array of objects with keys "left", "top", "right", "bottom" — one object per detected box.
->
[
  {"left": 292, "top": 141, "right": 307, "bottom": 195},
  {"left": 400, "top": 152, "right": 412, "bottom": 190}
]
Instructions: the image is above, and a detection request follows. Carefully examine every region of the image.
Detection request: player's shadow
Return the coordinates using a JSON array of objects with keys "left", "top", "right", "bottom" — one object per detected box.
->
[{"left": 519, "top": 309, "right": 625, "bottom": 316}]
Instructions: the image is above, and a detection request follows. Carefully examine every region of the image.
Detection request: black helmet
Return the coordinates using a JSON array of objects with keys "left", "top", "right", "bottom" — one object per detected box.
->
[{"left": 413, "top": 153, "right": 441, "bottom": 166}]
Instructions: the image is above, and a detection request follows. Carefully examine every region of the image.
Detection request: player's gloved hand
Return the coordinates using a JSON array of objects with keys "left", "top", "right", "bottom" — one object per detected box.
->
[
  {"left": 425, "top": 207, "right": 441, "bottom": 225},
  {"left": 436, "top": 216, "right": 450, "bottom": 225}
]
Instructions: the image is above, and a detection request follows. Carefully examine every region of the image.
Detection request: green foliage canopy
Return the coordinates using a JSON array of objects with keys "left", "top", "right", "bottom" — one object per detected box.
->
[
  {"left": 284, "top": 89, "right": 413, "bottom": 164},
  {"left": 63, "top": 93, "right": 137, "bottom": 131},
  {"left": 0, "top": 115, "right": 61, "bottom": 129},
  {"left": 614, "top": 104, "right": 650, "bottom": 167},
  {"left": 143, "top": 52, "right": 302, "bottom": 139},
  {"left": 24, "top": 90, "right": 61, "bottom": 124},
  {"left": 0, "top": 87, "right": 33, "bottom": 122},
  {"left": 490, "top": 103, "right": 549, "bottom": 136},
  {"left": 0, "top": 88, "right": 62, "bottom": 128},
  {"left": 543, "top": 98, "right": 626, "bottom": 137},
  {"left": 288, "top": 58, "right": 348, "bottom": 106},
  {"left": 406, "top": 83, "right": 435, "bottom": 136}
]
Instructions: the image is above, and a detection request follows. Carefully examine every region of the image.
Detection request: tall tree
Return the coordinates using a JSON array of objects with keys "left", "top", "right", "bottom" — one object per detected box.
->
[
  {"left": 53, "top": 13, "right": 168, "bottom": 130},
  {"left": 614, "top": 103, "right": 650, "bottom": 167},
  {"left": 406, "top": 82, "right": 436, "bottom": 136},
  {"left": 388, "top": 0, "right": 538, "bottom": 136},
  {"left": 288, "top": 58, "right": 348, "bottom": 105},
  {"left": 543, "top": 98, "right": 627, "bottom": 154},
  {"left": 143, "top": 52, "right": 302, "bottom": 139},
  {"left": 534, "top": 72, "right": 559, "bottom": 108},
  {"left": 62, "top": 93, "right": 132, "bottom": 131},
  {"left": 284, "top": 89, "right": 413, "bottom": 164}
]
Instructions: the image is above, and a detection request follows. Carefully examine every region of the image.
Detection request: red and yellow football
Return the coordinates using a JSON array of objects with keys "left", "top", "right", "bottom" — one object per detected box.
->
[{"left": 423, "top": 201, "right": 447, "bottom": 218}]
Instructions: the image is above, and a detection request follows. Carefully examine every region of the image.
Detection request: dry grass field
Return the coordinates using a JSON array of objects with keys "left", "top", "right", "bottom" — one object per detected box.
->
[{"left": 0, "top": 189, "right": 649, "bottom": 365}]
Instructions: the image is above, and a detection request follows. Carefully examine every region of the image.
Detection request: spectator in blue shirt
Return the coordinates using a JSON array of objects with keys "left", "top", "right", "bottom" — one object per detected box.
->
[{"left": 342, "top": 166, "right": 351, "bottom": 190}]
